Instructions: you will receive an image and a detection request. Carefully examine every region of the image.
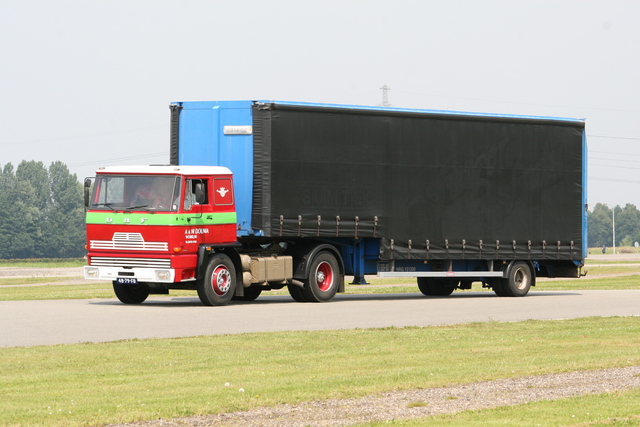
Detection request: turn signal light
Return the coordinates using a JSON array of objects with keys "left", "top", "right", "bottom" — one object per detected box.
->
[{"left": 173, "top": 247, "right": 183, "bottom": 253}]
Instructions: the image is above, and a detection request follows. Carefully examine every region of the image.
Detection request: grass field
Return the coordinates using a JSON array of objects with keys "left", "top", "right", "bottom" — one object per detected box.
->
[
  {"left": 1, "top": 256, "right": 639, "bottom": 426},
  {"left": 1, "top": 317, "right": 639, "bottom": 427}
]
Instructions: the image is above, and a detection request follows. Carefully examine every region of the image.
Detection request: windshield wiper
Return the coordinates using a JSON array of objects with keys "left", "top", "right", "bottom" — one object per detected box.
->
[
  {"left": 125, "top": 204, "right": 153, "bottom": 212},
  {"left": 94, "top": 203, "right": 116, "bottom": 211}
]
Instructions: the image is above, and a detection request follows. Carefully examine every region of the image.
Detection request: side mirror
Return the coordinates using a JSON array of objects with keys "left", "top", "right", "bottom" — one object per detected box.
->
[
  {"left": 83, "top": 178, "right": 93, "bottom": 208},
  {"left": 194, "top": 183, "right": 206, "bottom": 204}
]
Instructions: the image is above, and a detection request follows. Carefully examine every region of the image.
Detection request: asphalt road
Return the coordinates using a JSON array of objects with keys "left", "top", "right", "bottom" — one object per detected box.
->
[{"left": 2, "top": 290, "right": 640, "bottom": 348}]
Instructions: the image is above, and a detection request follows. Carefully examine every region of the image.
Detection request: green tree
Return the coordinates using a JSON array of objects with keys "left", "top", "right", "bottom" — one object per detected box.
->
[
  {"left": 16, "top": 160, "right": 50, "bottom": 212},
  {"left": 15, "top": 161, "right": 50, "bottom": 257},
  {"left": 588, "top": 203, "right": 640, "bottom": 249},
  {"left": 0, "top": 161, "right": 85, "bottom": 259},
  {"left": 0, "top": 163, "right": 40, "bottom": 258},
  {"left": 46, "top": 161, "right": 85, "bottom": 258},
  {"left": 588, "top": 203, "right": 613, "bottom": 248},
  {"left": 616, "top": 204, "right": 640, "bottom": 247}
]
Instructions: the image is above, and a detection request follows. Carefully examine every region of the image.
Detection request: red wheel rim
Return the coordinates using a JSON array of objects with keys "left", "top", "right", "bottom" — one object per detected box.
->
[
  {"left": 211, "top": 265, "right": 231, "bottom": 296},
  {"left": 315, "top": 261, "right": 334, "bottom": 292}
]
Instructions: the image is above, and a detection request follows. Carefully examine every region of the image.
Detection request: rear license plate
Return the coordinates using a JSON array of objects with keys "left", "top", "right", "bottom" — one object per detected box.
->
[{"left": 116, "top": 278, "right": 138, "bottom": 285}]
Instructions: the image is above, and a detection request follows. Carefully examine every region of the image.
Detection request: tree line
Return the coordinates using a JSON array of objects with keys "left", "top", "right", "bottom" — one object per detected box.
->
[
  {"left": 0, "top": 160, "right": 638, "bottom": 258},
  {"left": 588, "top": 203, "right": 640, "bottom": 250},
  {"left": 0, "top": 161, "right": 85, "bottom": 259}
]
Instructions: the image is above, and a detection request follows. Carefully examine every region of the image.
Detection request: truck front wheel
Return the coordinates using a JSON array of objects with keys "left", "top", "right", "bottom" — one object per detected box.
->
[
  {"left": 112, "top": 281, "right": 150, "bottom": 304},
  {"left": 198, "top": 254, "right": 237, "bottom": 306},
  {"left": 301, "top": 251, "right": 340, "bottom": 302}
]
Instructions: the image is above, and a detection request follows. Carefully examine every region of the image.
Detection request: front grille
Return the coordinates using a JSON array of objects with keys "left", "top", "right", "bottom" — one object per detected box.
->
[
  {"left": 90, "top": 257, "right": 171, "bottom": 269},
  {"left": 90, "top": 232, "right": 168, "bottom": 251}
]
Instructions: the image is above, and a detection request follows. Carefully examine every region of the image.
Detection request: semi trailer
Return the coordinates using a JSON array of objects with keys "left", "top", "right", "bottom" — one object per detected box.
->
[{"left": 84, "top": 100, "right": 587, "bottom": 305}]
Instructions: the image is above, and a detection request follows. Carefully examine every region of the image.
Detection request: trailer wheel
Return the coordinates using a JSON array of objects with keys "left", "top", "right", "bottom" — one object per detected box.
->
[
  {"left": 502, "top": 261, "right": 532, "bottom": 297},
  {"left": 198, "top": 254, "right": 236, "bottom": 306},
  {"left": 232, "top": 286, "right": 262, "bottom": 302},
  {"left": 492, "top": 279, "right": 508, "bottom": 296},
  {"left": 112, "top": 281, "right": 150, "bottom": 304},
  {"left": 302, "top": 251, "right": 340, "bottom": 302},
  {"left": 417, "top": 278, "right": 456, "bottom": 296}
]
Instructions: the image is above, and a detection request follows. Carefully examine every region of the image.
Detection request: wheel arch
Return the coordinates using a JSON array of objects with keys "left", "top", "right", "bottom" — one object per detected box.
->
[
  {"left": 197, "top": 244, "right": 244, "bottom": 296},
  {"left": 290, "top": 242, "right": 346, "bottom": 293},
  {"left": 504, "top": 260, "right": 536, "bottom": 287}
]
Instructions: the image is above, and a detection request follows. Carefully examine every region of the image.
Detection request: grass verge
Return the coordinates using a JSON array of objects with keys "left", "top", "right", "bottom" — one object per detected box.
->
[
  {"left": 1, "top": 316, "right": 639, "bottom": 427},
  {"left": 362, "top": 388, "right": 640, "bottom": 426},
  {"left": 0, "top": 258, "right": 86, "bottom": 268}
]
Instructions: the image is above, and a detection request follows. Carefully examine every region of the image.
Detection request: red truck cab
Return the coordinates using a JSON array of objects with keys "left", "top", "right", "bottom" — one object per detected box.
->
[{"left": 84, "top": 165, "right": 238, "bottom": 303}]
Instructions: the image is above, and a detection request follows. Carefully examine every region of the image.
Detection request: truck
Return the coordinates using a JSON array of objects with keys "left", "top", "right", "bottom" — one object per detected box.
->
[{"left": 84, "top": 100, "right": 587, "bottom": 305}]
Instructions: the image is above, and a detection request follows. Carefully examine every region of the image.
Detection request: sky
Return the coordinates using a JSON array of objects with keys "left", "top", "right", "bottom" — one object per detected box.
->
[{"left": 1, "top": 1, "right": 639, "bottom": 209}]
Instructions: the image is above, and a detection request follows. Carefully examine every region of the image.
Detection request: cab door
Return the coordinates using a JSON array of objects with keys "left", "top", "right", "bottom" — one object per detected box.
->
[{"left": 181, "top": 175, "right": 237, "bottom": 246}]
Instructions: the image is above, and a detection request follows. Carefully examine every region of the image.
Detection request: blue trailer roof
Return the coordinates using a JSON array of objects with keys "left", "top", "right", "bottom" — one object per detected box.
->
[
  {"left": 173, "top": 100, "right": 585, "bottom": 124},
  {"left": 252, "top": 100, "right": 585, "bottom": 124}
]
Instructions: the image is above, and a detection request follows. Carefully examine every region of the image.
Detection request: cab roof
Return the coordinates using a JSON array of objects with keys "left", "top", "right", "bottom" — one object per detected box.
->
[{"left": 95, "top": 165, "right": 232, "bottom": 176}]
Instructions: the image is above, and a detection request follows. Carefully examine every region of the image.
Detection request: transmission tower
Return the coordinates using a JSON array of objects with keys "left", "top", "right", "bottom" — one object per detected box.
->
[{"left": 378, "top": 84, "right": 392, "bottom": 107}]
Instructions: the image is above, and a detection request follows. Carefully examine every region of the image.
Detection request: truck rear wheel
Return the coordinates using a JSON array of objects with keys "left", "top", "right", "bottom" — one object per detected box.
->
[
  {"left": 301, "top": 251, "right": 340, "bottom": 302},
  {"left": 287, "top": 284, "right": 308, "bottom": 302},
  {"left": 198, "top": 254, "right": 237, "bottom": 306},
  {"left": 232, "top": 286, "right": 262, "bottom": 301},
  {"left": 502, "top": 261, "right": 532, "bottom": 297},
  {"left": 112, "top": 281, "right": 150, "bottom": 304},
  {"left": 417, "top": 278, "right": 456, "bottom": 296}
]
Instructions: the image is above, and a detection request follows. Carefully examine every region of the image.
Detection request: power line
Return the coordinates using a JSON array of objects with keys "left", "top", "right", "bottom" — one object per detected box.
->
[
  {"left": 392, "top": 89, "right": 640, "bottom": 114},
  {"left": 591, "top": 163, "right": 640, "bottom": 170},
  {"left": 591, "top": 150, "right": 640, "bottom": 158},
  {"left": 326, "top": 89, "right": 379, "bottom": 103},
  {"left": 590, "top": 176, "right": 640, "bottom": 184},
  {"left": 589, "top": 135, "right": 640, "bottom": 141},
  {"left": 0, "top": 124, "right": 166, "bottom": 147},
  {"left": 68, "top": 151, "right": 168, "bottom": 167}
]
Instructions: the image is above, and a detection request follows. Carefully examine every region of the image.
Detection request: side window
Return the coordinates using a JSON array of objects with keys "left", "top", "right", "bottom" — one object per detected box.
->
[{"left": 184, "top": 179, "right": 208, "bottom": 211}]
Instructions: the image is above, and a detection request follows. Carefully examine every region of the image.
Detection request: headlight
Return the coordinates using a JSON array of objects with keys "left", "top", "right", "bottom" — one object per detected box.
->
[
  {"left": 86, "top": 268, "right": 99, "bottom": 278},
  {"left": 156, "top": 271, "right": 170, "bottom": 280}
]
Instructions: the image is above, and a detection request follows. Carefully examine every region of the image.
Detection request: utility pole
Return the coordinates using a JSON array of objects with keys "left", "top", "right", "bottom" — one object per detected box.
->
[
  {"left": 378, "top": 85, "right": 392, "bottom": 107},
  {"left": 604, "top": 203, "right": 616, "bottom": 254}
]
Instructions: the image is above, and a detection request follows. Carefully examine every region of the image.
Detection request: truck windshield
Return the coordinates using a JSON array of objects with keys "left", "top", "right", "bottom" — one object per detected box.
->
[{"left": 90, "top": 175, "right": 181, "bottom": 212}]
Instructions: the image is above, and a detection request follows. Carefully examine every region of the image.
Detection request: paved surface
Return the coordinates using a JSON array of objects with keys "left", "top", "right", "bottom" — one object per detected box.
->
[{"left": 2, "top": 290, "right": 640, "bottom": 348}]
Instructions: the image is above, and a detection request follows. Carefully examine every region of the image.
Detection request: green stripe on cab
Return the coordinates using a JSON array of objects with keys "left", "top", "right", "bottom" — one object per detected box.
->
[{"left": 86, "top": 211, "right": 237, "bottom": 226}]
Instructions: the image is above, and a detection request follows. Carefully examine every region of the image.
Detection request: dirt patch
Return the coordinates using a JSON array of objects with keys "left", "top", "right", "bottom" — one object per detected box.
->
[{"left": 104, "top": 365, "right": 640, "bottom": 427}]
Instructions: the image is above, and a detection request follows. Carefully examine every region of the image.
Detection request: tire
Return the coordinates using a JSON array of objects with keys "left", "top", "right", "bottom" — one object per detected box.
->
[
  {"left": 112, "top": 281, "right": 150, "bottom": 304},
  {"left": 232, "top": 286, "right": 262, "bottom": 302},
  {"left": 502, "top": 261, "right": 532, "bottom": 297},
  {"left": 287, "top": 283, "right": 309, "bottom": 302},
  {"left": 492, "top": 279, "right": 508, "bottom": 296},
  {"left": 417, "top": 278, "right": 456, "bottom": 296},
  {"left": 197, "top": 254, "right": 237, "bottom": 306},
  {"left": 301, "top": 251, "right": 340, "bottom": 302}
]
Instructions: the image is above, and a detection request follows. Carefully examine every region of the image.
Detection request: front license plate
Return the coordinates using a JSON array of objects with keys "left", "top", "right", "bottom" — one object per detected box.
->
[{"left": 116, "top": 277, "right": 138, "bottom": 285}]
